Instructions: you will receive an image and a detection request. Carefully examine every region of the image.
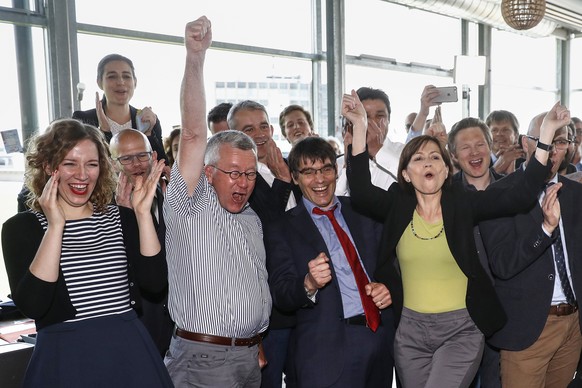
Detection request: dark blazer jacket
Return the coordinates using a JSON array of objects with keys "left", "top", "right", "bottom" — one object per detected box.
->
[
  {"left": 480, "top": 175, "right": 582, "bottom": 350},
  {"left": 266, "top": 197, "right": 394, "bottom": 387},
  {"left": 72, "top": 100, "right": 168, "bottom": 164},
  {"left": 346, "top": 150, "right": 550, "bottom": 337},
  {"left": 249, "top": 172, "right": 296, "bottom": 331}
]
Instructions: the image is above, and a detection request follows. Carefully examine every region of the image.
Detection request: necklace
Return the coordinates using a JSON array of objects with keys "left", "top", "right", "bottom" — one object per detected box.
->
[{"left": 410, "top": 216, "right": 444, "bottom": 240}]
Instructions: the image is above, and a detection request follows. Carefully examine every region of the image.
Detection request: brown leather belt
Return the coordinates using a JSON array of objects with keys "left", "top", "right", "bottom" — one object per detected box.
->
[
  {"left": 175, "top": 328, "right": 262, "bottom": 347},
  {"left": 549, "top": 303, "right": 578, "bottom": 316}
]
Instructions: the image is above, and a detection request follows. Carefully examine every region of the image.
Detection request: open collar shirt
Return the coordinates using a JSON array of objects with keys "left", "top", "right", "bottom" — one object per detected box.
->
[{"left": 163, "top": 163, "right": 271, "bottom": 337}]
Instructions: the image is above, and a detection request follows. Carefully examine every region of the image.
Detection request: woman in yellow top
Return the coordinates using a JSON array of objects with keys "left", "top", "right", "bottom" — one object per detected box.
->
[{"left": 343, "top": 90, "right": 569, "bottom": 388}]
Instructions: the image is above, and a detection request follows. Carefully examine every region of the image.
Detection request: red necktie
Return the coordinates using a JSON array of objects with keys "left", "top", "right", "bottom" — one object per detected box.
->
[{"left": 313, "top": 205, "right": 380, "bottom": 332}]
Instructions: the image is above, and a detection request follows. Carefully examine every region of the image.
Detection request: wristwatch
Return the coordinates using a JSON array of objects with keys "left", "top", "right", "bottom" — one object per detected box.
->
[{"left": 536, "top": 140, "right": 552, "bottom": 151}]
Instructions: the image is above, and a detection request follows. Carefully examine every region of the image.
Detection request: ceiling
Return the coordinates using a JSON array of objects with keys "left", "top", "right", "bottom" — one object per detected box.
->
[
  {"left": 546, "top": 0, "right": 582, "bottom": 33},
  {"left": 385, "top": 0, "right": 582, "bottom": 37}
]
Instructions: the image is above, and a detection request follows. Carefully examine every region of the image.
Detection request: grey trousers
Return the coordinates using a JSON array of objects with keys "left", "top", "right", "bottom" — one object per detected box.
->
[
  {"left": 164, "top": 333, "right": 261, "bottom": 388},
  {"left": 394, "top": 307, "right": 484, "bottom": 388}
]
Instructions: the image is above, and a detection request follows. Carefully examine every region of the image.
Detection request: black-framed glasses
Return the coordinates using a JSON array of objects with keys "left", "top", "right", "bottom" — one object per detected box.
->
[
  {"left": 116, "top": 151, "right": 152, "bottom": 165},
  {"left": 211, "top": 165, "right": 257, "bottom": 181},
  {"left": 526, "top": 135, "right": 571, "bottom": 151},
  {"left": 297, "top": 164, "right": 336, "bottom": 177}
]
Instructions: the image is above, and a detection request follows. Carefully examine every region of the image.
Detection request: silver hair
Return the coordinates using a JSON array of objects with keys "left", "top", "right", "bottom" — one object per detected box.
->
[
  {"left": 204, "top": 130, "right": 258, "bottom": 166},
  {"left": 226, "top": 100, "right": 270, "bottom": 131}
]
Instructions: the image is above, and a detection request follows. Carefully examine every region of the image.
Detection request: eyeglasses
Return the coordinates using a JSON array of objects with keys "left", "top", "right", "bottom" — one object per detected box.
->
[
  {"left": 211, "top": 165, "right": 257, "bottom": 181},
  {"left": 116, "top": 152, "right": 152, "bottom": 165},
  {"left": 297, "top": 164, "right": 336, "bottom": 177},
  {"left": 526, "top": 136, "right": 571, "bottom": 151}
]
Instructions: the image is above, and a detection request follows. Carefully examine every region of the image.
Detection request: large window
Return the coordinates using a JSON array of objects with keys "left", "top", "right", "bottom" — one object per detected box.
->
[
  {"left": 490, "top": 29, "right": 558, "bottom": 131},
  {"left": 570, "top": 37, "right": 582, "bottom": 118},
  {"left": 344, "top": 1, "right": 462, "bottom": 143},
  {"left": 345, "top": 0, "right": 461, "bottom": 70},
  {"left": 75, "top": 0, "right": 314, "bottom": 53},
  {"left": 0, "top": 24, "right": 49, "bottom": 138}
]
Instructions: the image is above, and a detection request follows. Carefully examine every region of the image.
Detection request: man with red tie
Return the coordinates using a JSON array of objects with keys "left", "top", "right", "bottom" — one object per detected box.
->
[{"left": 265, "top": 136, "right": 395, "bottom": 388}]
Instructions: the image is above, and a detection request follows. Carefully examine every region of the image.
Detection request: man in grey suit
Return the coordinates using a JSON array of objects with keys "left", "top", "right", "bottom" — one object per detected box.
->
[{"left": 480, "top": 112, "right": 582, "bottom": 387}]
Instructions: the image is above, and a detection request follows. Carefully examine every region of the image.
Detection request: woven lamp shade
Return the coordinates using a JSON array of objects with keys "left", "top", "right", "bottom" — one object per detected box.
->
[{"left": 501, "top": 0, "right": 546, "bottom": 30}]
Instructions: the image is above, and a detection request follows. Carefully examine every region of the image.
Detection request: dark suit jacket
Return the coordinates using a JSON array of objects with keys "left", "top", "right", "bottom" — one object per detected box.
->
[
  {"left": 346, "top": 150, "right": 550, "bottom": 337},
  {"left": 266, "top": 198, "right": 394, "bottom": 387},
  {"left": 72, "top": 100, "right": 168, "bottom": 164},
  {"left": 480, "top": 175, "right": 582, "bottom": 350},
  {"left": 248, "top": 171, "right": 296, "bottom": 331}
]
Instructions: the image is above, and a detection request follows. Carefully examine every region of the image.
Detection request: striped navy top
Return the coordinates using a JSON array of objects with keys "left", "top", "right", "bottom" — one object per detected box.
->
[
  {"left": 34, "top": 204, "right": 132, "bottom": 321},
  {"left": 164, "top": 164, "right": 272, "bottom": 338}
]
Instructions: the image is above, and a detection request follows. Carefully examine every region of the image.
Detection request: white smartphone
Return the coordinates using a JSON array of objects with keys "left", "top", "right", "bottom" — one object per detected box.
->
[{"left": 433, "top": 86, "right": 458, "bottom": 103}]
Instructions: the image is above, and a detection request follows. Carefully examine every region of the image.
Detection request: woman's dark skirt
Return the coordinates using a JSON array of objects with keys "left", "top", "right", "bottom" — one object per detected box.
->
[{"left": 24, "top": 310, "right": 174, "bottom": 387}]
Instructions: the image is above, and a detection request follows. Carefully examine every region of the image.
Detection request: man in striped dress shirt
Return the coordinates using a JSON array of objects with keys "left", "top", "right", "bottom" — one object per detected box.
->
[{"left": 163, "top": 17, "right": 271, "bottom": 388}]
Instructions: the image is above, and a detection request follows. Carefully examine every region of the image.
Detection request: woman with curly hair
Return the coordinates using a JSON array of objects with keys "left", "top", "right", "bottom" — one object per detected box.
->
[{"left": 2, "top": 119, "right": 173, "bottom": 387}]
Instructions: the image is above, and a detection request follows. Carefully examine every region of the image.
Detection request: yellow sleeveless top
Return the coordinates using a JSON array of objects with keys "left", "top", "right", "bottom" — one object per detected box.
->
[{"left": 396, "top": 210, "right": 467, "bottom": 313}]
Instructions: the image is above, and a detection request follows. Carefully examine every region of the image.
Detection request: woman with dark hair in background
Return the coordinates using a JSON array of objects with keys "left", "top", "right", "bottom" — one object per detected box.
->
[
  {"left": 2, "top": 119, "right": 173, "bottom": 387},
  {"left": 73, "top": 53, "right": 168, "bottom": 164}
]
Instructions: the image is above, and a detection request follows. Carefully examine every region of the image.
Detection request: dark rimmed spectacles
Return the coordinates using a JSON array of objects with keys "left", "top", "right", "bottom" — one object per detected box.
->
[
  {"left": 211, "top": 165, "right": 257, "bottom": 181},
  {"left": 297, "top": 164, "right": 336, "bottom": 177},
  {"left": 526, "top": 135, "right": 571, "bottom": 151},
  {"left": 116, "top": 152, "right": 152, "bottom": 165}
]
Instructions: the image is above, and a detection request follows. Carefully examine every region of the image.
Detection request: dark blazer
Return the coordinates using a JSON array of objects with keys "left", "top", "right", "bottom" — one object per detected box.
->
[
  {"left": 346, "top": 150, "right": 550, "bottom": 337},
  {"left": 249, "top": 171, "right": 296, "bottom": 330},
  {"left": 266, "top": 197, "right": 394, "bottom": 387},
  {"left": 139, "top": 185, "right": 174, "bottom": 356},
  {"left": 72, "top": 100, "right": 168, "bottom": 164},
  {"left": 480, "top": 175, "right": 582, "bottom": 350}
]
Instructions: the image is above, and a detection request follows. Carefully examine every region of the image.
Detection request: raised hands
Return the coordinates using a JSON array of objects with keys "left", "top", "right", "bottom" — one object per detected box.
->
[
  {"left": 540, "top": 102, "right": 571, "bottom": 142},
  {"left": 366, "top": 118, "right": 387, "bottom": 158},
  {"left": 493, "top": 144, "right": 524, "bottom": 175},
  {"left": 38, "top": 170, "right": 66, "bottom": 228},
  {"left": 136, "top": 107, "right": 157, "bottom": 135},
  {"left": 185, "top": 16, "right": 212, "bottom": 55},
  {"left": 95, "top": 92, "right": 110, "bottom": 132},
  {"left": 263, "top": 138, "right": 292, "bottom": 182},
  {"left": 410, "top": 85, "right": 441, "bottom": 135},
  {"left": 342, "top": 90, "right": 368, "bottom": 155},
  {"left": 130, "top": 158, "right": 165, "bottom": 216},
  {"left": 541, "top": 182, "right": 563, "bottom": 234},
  {"left": 536, "top": 102, "right": 571, "bottom": 165}
]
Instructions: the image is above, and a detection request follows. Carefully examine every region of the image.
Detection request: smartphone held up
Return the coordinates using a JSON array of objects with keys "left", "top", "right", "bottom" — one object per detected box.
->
[{"left": 433, "top": 86, "right": 458, "bottom": 103}]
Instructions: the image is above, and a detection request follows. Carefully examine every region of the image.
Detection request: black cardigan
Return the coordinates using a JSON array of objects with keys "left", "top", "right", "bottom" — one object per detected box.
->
[
  {"left": 346, "top": 149, "right": 549, "bottom": 337},
  {"left": 72, "top": 100, "right": 168, "bottom": 164},
  {"left": 1, "top": 206, "right": 168, "bottom": 330}
]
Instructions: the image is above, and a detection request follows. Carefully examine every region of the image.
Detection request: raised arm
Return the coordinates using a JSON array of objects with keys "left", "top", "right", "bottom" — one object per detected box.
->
[
  {"left": 407, "top": 85, "right": 440, "bottom": 142},
  {"left": 343, "top": 91, "right": 396, "bottom": 222},
  {"left": 177, "top": 16, "right": 212, "bottom": 196},
  {"left": 534, "top": 101, "right": 571, "bottom": 166}
]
